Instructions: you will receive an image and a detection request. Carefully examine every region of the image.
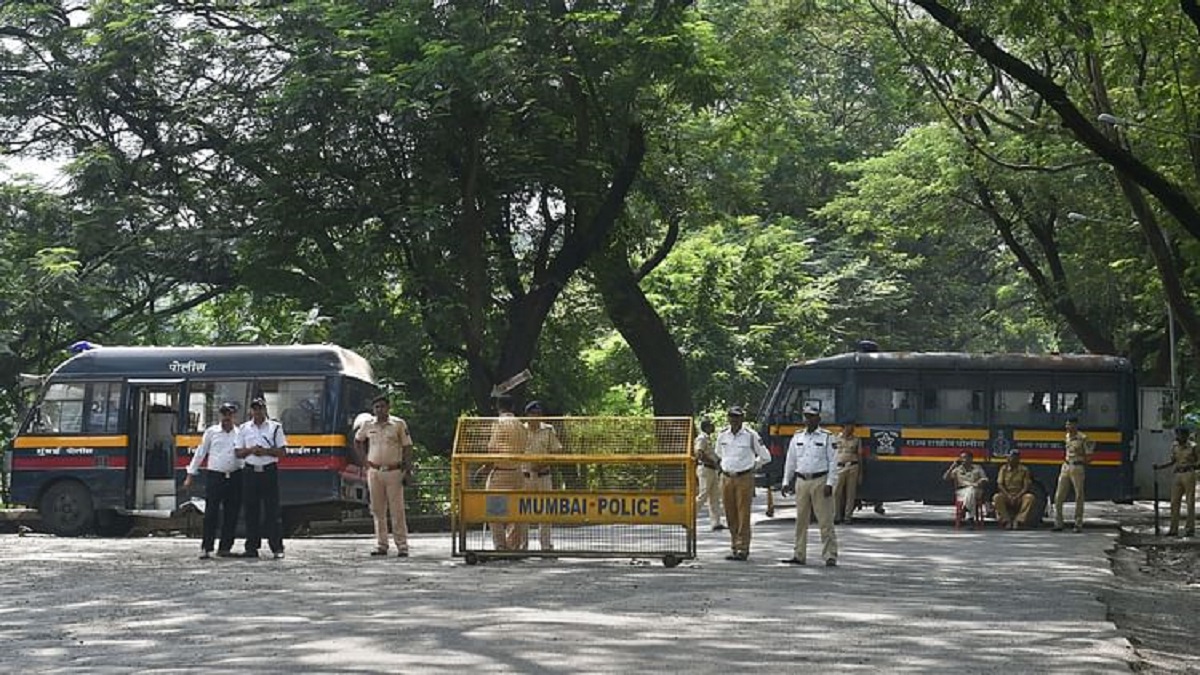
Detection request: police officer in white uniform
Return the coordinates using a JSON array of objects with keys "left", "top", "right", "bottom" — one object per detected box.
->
[
  {"left": 183, "top": 401, "right": 244, "bottom": 559},
  {"left": 780, "top": 403, "right": 839, "bottom": 566}
]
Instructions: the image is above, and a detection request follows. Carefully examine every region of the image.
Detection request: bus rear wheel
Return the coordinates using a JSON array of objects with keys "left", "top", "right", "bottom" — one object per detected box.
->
[{"left": 39, "top": 481, "right": 95, "bottom": 537}]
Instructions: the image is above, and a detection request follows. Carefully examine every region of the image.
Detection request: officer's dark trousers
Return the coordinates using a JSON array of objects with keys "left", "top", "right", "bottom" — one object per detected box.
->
[
  {"left": 243, "top": 464, "right": 283, "bottom": 554},
  {"left": 202, "top": 469, "right": 243, "bottom": 553}
]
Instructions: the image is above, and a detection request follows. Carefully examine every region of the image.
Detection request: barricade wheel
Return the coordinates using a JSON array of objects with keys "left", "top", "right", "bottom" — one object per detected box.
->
[
  {"left": 465, "top": 552, "right": 479, "bottom": 566},
  {"left": 662, "top": 554, "right": 681, "bottom": 568}
]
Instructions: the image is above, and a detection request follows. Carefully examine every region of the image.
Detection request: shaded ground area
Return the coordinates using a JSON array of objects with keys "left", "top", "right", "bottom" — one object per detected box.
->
[
  {"left": 1100, "top": 503, "right": 1200, "bottom": 674},
  {"left": 0, "top": 500, "right": 1137, "bottom": 674}
]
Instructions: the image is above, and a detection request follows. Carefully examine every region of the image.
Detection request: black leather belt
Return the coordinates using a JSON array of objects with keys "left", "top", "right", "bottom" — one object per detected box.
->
[
  {"left": 1066, "top": 461, "right": 1085, "bottom": 466},
  {"left": 699, "top": 462, "right": 720, "bottom": 470},
  {"left": 837, "top": 461, "right": 858, "bottom": 467},
  {"left": 208, "top": 469, "right": 241, "bottom": 479},
  {"left": 725, "top": 468, "right": 754, "bottom": 478},
  {"left": 1176, "top": 466, "right": 1195, "bottom": 473},
  {"left": 795, "top": 470, "right": 828, "bottom": 481}
]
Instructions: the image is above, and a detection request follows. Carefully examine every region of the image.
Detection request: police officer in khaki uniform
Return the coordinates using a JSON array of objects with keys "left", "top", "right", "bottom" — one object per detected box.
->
[
  {"left": 523, "top": 400, "right": 561, "bottom": 550},
  {"left": 993, "top": 450, "right": 1035, "bottom": 530},
  {"left": 485, "top": 394, "right": 529, "bottom": 551},
  {"left": 1053, "top": 416, "right": 1094, "bottom": 532},
  {"left": 355, "top": 394, "right": 415, "bottom": 557},
  {"left": 780, "top": 403, "right": 839, "bottom": 567},
  {"left": 693, "top": 417, "right": 724, "bottom": 531},
  {"left": 943, "top": 451, "right": 987, "bottom": 523},
  {"left": 1154, "top": 427, "right": 1198, "bottom": 537},
  {"left": 833, "top": 422, "right": 862, "bottom": 524}
]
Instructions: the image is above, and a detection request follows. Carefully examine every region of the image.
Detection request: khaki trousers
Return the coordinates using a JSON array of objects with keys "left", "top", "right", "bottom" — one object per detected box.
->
[
  {"left": 834, "top": 463, "right": 860, "bottom": 520},
  {"left": 1168, "top": 471, "right": 1196, "bottom": 535},
  {"left": 527, "top": 472, "right": 554, "bottom": 549},
  {"left": 1054, "top": 464, "right": 1086, "bottom": 527},
  {"left": 367, "top": 467, "right": 408, "bottom": 552},
  {"left": 696, "top": 465, "right": 724, "bottom": 525},
  {"left": 486, "top": 468, "right": 527, "bottom": 550},
  {"left": 993, "top": 492, "right": 1035, "bottom": 526},
  {"left": 794, "top": 477, "right": 838, "bottom": 563},
  {"left": 722, "top": 472, "right": 755, "bottom": 554}
]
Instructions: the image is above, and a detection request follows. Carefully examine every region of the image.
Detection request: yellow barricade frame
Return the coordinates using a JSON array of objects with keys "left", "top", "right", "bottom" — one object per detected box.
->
[{"left": 450, "top": 416, "right": 696, "bottom": 566}]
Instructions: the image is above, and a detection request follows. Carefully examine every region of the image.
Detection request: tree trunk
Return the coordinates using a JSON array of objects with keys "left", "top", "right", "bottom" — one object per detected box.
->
[{"left": 590, "top": 239, "right": 693, "bottom": 417}]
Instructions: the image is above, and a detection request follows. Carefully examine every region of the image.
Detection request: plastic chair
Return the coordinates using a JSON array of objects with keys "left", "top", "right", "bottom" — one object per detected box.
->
[{"left": 954, "top": 489, "right": 985, "bottom": 530}]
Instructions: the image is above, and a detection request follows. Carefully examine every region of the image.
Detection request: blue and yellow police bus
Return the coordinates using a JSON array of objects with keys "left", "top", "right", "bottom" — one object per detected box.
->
[
  {"left": 757, "top": 350, "right": 1139, "bottom": 517},
  {"left": 4, "top": 344, "right": 378, "bottom": 536}
]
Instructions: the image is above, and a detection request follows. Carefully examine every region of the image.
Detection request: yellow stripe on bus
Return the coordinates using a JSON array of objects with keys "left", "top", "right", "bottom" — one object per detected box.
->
[
  {"left": 1013, "top": 430, "right": 1122, "bottom": 443},
  {"left": 13, "top": 435, "right": 129, "bottom": 448}
]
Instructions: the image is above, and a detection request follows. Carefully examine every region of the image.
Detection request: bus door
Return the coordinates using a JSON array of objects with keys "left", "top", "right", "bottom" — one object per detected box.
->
[
  {"left": 126, "top": 380, "right": 184, "bottom": 513},
  {"left": 1136, "top": 387, "right": 1177, "bottom": 499}
]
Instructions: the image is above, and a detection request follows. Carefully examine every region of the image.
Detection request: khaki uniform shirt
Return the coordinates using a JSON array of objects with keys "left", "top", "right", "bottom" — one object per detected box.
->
[
  {"left": 835, "top": 435, "right": 861, "bottom": 465},
  {"left": 694, "top": 432, "right": 719, "bottom": 468},
  {"left": 1169, "top": 439, "right": 1198, "bottom": 470},
  {"left": 1063, "top": 432, "right": 1094, "bottom": 464},
  {"left": 526, "top": 422, "right": 562, "bottom": 473},
  {"left": 997, "top": 463, "right": 1031, "bottom": 496},
  {"left": 487, "top": 413, "right": 528, "bottom": 470},
  {"left": 355, "top": 417, "right": 412, "bottom": 466}
]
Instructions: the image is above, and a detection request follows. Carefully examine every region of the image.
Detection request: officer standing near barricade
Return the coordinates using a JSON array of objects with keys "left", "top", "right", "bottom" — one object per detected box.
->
[
  {"left": 717, "top": 406, "right": 770, "bottom": 561},
  {"left": 780, "top": 403, "right": 839, "bottom": 567},
  {"left": 183, "top": 401, "right": 244, "bottom": 559},
  {"left": 523, "top": 400, "right": 561, "bottom": 551},
  {"left": 1154, "top": 427, "right": 1197, "bottom": 537},
  {"left": 1053, "top": 416, "right": 1094, "bottom": 533},
  {"left": 833, "top": 421, "right": 861, "bottom": 524},
  {"left": 236, "top": 397, "right": 287, "bottom": 559},
  {"left": 694, "top": 417, "right": 724, "bottom": 531},
  {"left": 485, "top": 394, "right": 529, "bottom": 551}
]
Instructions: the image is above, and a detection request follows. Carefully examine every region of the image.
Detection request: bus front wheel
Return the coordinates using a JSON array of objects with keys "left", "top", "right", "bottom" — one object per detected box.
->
[{"left": 39, "top": 481, "right": 95, "bottom": 537}]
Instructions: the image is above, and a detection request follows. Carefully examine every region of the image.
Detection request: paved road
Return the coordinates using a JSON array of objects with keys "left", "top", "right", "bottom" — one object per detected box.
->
[{"left": 1, "top": 501, "right": 1133, "bottom": 673}]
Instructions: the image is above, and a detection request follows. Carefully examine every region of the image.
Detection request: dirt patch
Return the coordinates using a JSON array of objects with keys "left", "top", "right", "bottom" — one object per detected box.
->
[{"left": 1105, "top": 531, "right": 1200, "bottom": 673}]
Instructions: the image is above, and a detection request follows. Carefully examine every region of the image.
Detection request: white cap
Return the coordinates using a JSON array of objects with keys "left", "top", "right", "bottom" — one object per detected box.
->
[{"left": 802, "top": 403, "right": 820, "bottom": 415}]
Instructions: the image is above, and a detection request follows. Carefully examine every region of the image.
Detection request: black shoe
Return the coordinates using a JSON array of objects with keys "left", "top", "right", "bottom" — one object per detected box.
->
[
  {"left": 1051, "top": 526, "right": 1063, "bottom": 532},
  {"left": 370, "top": 548, "right": 388, "bottom": 556},
  {"left": 781, "top": 557, "right": 806, "bottom": 565},
  {"left": 713, "top": 524, "right": 726, "bottom": 531},
  {"left": 272, "top": 551, "right": 285, "bottom": 560},
  {"left": 834, "top": 517, "right": 844, "bottom": 525},
  {"left": 199, "top": 551, "right": 212, "bottom": 560},
  {"left": 396, "top": 550, "right": 409, "bottom": 558},
  {"left": 825, "top": 559, "right": 837, "bottom": 567},
  {"left": 873, "top": 504, "right": 886, "bottom": 515},
  {"left": 735, "top": 552, "right": 748, "bottom": 561},
  {"left": 216, "top": 550, "right": 235, "bottom": 558},
  {"left": 725, "top": 553, "right": 741, "bottom": 561}
]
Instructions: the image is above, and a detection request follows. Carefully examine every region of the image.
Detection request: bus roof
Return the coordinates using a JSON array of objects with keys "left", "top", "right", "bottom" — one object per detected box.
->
[
  {"left": 792, "top": 351, "right": 1132, "bottom": 374},
  {"left": 47, "top": 344, "right": 376, "bottom": 382}
]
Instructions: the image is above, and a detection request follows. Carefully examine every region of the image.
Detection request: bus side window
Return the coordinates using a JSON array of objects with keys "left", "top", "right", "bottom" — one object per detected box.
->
[{"left": 38, "top": 383, "right": 85, "bottom": 434}]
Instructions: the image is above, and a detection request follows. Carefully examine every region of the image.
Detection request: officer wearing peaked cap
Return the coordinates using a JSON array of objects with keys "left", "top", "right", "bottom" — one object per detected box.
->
[
  {"left": 1154, "top": 426, "right": 1198, "bottom": 537},
  {"left": 780, "top": 403, "right": 839, "bottom": 566},
  {"left": 716, "top": 405, "right": 770, "bottom": 561}
]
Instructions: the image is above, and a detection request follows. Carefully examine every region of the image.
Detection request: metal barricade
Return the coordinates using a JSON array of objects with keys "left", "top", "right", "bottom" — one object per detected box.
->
[{"left": 451, "top": 416, "right": 695, "bottom": 566}]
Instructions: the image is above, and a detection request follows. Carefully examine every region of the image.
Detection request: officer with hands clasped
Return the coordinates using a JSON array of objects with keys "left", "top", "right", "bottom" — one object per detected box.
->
[
  {"left": 780, "top": 403, "right": 839, "bottom": 567},
  {"left": 236, "top": 397, "right": 288, "bottom": 559}
]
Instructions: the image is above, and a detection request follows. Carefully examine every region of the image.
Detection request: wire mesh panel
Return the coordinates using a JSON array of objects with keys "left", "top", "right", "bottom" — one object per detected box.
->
[{"left": 451, "top": 416, "right": 695, "bottom": 566}]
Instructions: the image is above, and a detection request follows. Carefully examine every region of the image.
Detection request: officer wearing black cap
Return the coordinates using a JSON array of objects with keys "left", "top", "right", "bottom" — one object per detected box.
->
[
  {"left": 236, "top": 396, "right": 288, "bottom": 559},
  {"left": 523, "top": 400, "right": 562, "bottom": 550},
  {"left": 716, "top": 405, "right": 770, "bottom": 561},
  {"left": 183, "top": 401, "right": 244, "bottom": 559},
  {"left": 1154, "top": 426, "right": 1197, "bottom": 537}
]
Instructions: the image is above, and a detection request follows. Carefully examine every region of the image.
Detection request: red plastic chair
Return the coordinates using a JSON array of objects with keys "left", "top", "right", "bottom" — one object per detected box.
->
[{"left": 954, "top": 490, "right": 985, "bottom": 530}]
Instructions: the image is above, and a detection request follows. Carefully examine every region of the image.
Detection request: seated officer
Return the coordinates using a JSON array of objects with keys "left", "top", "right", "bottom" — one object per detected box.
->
[
  {"left": 993, "top": 451, "right": 1035, "bottom": 530},
  {"left": 943, "top": 451, "right": 987, "bottom": 522}
]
